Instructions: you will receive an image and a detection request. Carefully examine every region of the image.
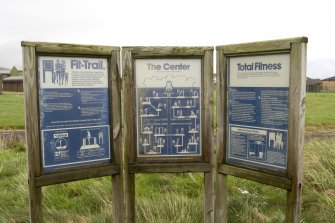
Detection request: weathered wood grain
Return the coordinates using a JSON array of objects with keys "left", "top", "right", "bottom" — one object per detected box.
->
[
  {"left": 202, "top": 50, "right": 214, "bottom": 162},
  {"left": 122, "top": 46, "right": 213, "bottom": 57},
  {"left": 215, "top": 49, "right": 226, "bottom": 164},
  {"left": 216, "top": 37, "right": 307, "bottom": 55},
  {"left": 122, "top": 49, "right": 136, "bottom": 164},
  {"left": 214, "top": 48, "right": 228, "bottom": 223},
  {"left": 23, "top": 45, "right": 43, "bottom": 223},
  {"left": 125, "top": 174, "right": 135, "bottom": 223},
  {"left": 134, "top": 156, "right": 204, "bottom": 163},
  {"left": 286, "top": 42, "right": 307, "bottom": 223},
  {"left": 203, "top": 49, "right": 215, "bottom": 223},
  {"left": 204, "top": 171, "right": 214, "bottom": 223},
  {"left": 122, "top": 49, "right": 136, "bottom": 223},
  {"left": 128, "top": 163, "right": 211, "bottom": 173},
  {"left": 21, "top": 41, "right": 118, "bottom": 55},
  {"left": 110, "top": 49, "right": 124, "bottom": 223},
  {"left": 111, "top": 49, "right": 122, "bottom": 165},
  {"left": 218, "top": 164, "right": 292, "bottom": 190},
  {"left": 35, "top": 165, "right": 120, "bottom": 187},
  {"left": 214, "top": 174, "right": 228, "bottom": 223}
]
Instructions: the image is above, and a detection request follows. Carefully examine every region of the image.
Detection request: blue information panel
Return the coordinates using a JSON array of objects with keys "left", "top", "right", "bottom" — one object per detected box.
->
[
  {"left": 227, "top": 54, "right": 290, "bottom": 172},
  {"left": 38, "top": 56, "right": 111, "bottom": 172},
  {"left": 135, "top": 59, "right": 202, "bottom": 157}
]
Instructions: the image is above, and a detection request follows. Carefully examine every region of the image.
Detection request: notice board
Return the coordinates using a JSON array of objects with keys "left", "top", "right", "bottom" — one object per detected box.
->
[
  {"left": 135, "top": 59, "right": 202, "bottom": 158},
  {"left": 227, "top": 54, "right": 290, "bottom": 172},
  {"left": 215, "top": 37, "right": 307, "bottom": 223},
  {"left": 38, "top": 56, "right": 111, "bottom": 172}
]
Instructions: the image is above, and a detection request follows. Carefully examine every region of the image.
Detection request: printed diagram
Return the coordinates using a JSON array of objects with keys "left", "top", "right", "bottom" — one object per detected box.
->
[
  {"left": 137, "top": 80, "right": 201, "bottom": 156},
  {"left": 78, "top": 130, "right": 105, "bottom": 158},
  {"left": 55, "top": 138, "right": 68, "bottom": 150},
  {"left": 51, "top": 132, "right": 70, "bottom": 161},
  {"left": 80, "top": 130, "right": 102, "bottom": 150},
  {"left": 249, "top": 140, "right": 265, "bottom": 160},
  {"left": 42, "top": 59, "right": 69, "bottom": 86},
  {"left": 53, "top": 138, "right": 69, "bottom": 160},
  {"left": 269, "top": 132, "right": 284, "bottom": 150}
]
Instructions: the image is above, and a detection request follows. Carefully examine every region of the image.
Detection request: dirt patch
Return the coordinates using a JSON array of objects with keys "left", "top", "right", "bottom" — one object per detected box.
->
[
  {"left": 305, "top": 129, "right": 335, "bottom": 141},
  {"left": 0, "top": 130, "right": 26, "bottom": 144},
  {"left": 325, "top": 189, "right": 335, "bottom": 197}
]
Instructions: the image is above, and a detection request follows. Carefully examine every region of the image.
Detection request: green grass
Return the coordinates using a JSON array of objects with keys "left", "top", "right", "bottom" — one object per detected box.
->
[
  {"left": 136, "top": 173, "right": 203, "bottom": 223},
  {"left": 305, "top": 92, "right": 335, "bottom": 131},
  {"left": 0, "top": 140, "right": 334, "bottom": 223},
  {"left": 1, "top": 139, "right": 334, "bottom": 222},
  {"left": 0, "top": 91, "right": 25, "bottom": 129},
  {"left": 0, "top": 145, "right": 29, "bottom": 222},
  {"left": 302, "top": 138, "right": 335, "bottom": 223}
]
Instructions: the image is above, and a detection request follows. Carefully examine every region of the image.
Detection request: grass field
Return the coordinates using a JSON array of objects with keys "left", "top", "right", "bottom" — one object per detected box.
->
[
  {"left": 0, "top": 92, "right": 334, "bottom": 222},
  {"left": 0, "top": 138, "right": 334, "bottom": 222},
  {"left": 0, "top": 91, "right": 25, "bottom": 129},
  {"left": 305, "top": 92, "right": 335, "bottom": 132}
]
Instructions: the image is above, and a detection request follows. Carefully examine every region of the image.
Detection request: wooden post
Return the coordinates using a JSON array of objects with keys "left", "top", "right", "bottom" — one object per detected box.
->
[
  {"left": 122, "top": 49, "right": 136, "bottom": 223},
  {"left": 22, "top": 45, "right": 43, "bottom": 223},
  {"left": 286, "top": 42, "right": 307, "bottom": 223},
  {"left": 204, "top": 50, "right": 214, "bottom": 223},
  {"left": 125, "top": 174, "right": 136, "bottom": 223},
  {"left": 214, "top": 48, "right": 228, "bottom": 223},
  {"left": 111, "top": 49, "right": 124, "bottom": 223}
]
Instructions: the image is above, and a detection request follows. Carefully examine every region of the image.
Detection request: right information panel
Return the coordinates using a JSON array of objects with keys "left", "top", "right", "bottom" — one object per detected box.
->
[{"left": 227, "top": 54, "right": 290, "bottom": 172}]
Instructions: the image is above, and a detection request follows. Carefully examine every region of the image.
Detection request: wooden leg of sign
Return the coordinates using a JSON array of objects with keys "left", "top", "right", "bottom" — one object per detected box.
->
[
  {"left": 23, "top": 45, "right": 43, "bottom": 223},
  {"left": 285, "top": 41, "right": 306, "bottom": 223},
  {"left": 214, "top": 173, "right": 228, "bottom": 223},
  {"left": 204, "top": 172, "right": 214, "bottom": 223},
  {"left": 125, "top": 173, "right": 136, "bottom": 223},
  {"left": 286, "top": 184, "right": 302, "bottom": 223},
  {"left": 28, "top": 183, "right": 42, "bottom": 222},
  {"left": 112, "top": 174, "right": 124, "bottom": 223}
]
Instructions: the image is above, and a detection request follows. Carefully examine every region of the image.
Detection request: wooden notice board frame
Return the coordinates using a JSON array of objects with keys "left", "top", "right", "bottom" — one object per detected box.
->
[
  {"left": 122, "top": 46, "right": 215, "bottom": 222},
  {"left": 22, "top": 41, "right": 123, "bottom": 223},
  {"left": 215, "top": 37, "right": 308, "bottom": 223}
]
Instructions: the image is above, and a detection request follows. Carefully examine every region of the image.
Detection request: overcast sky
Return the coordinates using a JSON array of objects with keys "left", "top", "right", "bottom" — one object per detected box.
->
[{"left": 1, "top": 0, "right": 334, "bottom": 79}]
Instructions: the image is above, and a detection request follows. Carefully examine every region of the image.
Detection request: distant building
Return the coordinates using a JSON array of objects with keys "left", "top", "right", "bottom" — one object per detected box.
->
[
  {"left": 2, "top": 76, "right": 23, "bottom": 92},
  {"left": 0, "top": 67, "right": 11, "bottom": 80},
  {"left": 10, "top": 66, "right": 23, "bottom": 76},
  {"left": 0, "top": 66, "right": 23, "bottom": 92},
  {"left": 322, "top": 76, "right": 335, "bottom": 92},
  {"left": 306, "top": 77, "right": 322, "bottom": 92}
]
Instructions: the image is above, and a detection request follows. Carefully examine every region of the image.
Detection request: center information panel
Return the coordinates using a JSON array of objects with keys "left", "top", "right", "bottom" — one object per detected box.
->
[
  {"left": 227, "top": 54, "right": 290, "bottom": 172},
  {"left": 135, "top": 59, "right": 202, "bottom": 157}
]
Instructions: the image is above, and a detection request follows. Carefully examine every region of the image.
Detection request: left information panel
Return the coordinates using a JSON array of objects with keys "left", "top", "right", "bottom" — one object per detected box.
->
[{"left": 38, "top": 56, "right": 111, "bottom": 173}]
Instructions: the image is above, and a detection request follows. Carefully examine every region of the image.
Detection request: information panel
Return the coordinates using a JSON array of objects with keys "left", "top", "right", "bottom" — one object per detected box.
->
[
  {"left": 227, "top": 54, "right": 290, "bottom": 171},
  {"left": 38, "top": 56, "right": 111, "bottom": 172},
  {"left": 135, "top": 59, "right": 202, "bottom": 157}
]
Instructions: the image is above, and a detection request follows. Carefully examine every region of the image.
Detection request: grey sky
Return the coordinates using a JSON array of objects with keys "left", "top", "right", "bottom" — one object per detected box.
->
[{"left": 1, "top": 0, "right": 334, "bottom": 79}]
